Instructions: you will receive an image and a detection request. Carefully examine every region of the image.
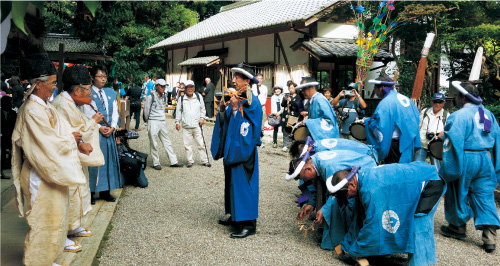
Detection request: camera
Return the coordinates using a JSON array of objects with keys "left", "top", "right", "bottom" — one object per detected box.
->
[
  {"left": 345, "top": 90, "right": 354, "bottom": 96},
  {"left": 339, "top": 112, "right": 350, "bottom": 121},
  {"left": 116, "top": 129, "right": 140, "bottom": 140},
  {"left": 426, "top": 132, "right": 435, "bottom": 140}
]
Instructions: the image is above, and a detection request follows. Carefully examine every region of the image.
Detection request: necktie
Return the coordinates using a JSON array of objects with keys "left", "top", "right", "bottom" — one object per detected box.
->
[
  {"left": 98, "top": 89, "right": 107, "bottom": 112},
  {"left": 257, "top": 85, "right": 261, "bottom": 95}
]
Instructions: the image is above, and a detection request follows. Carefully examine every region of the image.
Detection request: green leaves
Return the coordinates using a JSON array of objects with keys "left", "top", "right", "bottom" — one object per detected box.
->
[
  {"left": 11, "top": 1, "right": 30, "bottom": 34},
  {"left": 83, "top": 1, "right": 98, "bottom": 18}
]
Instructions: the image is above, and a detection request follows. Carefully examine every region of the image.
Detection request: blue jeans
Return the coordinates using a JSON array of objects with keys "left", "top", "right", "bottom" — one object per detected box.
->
[{"left": 414, "top": 148, "right": 441, "bottom": 171}]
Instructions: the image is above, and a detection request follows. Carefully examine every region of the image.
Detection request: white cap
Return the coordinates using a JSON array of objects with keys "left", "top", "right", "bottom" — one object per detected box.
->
[
  {"left": 156, "top": 79, "right": 167, "bottom": 86},
  {"left": 184, "top": 80, "right": 195, "bottom": 87}
]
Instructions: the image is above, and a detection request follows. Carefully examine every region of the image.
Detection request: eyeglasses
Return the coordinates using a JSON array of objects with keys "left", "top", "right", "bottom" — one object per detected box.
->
[
  {"left": 42, "top": 80, "right": 57, "bottom": 86},
  {"left": 95, "top": 75, "right": 108, "bottom": 79},
  {"left": 432, "top": 100, "right": 444, "bottom": 104}
]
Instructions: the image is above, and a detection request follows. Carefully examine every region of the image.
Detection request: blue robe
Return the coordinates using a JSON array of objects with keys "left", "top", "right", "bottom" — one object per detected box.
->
[
  {"left": 305, "top": 92, "right": 339, "bottom": 139},
  {"left": 364, "top": 90, "right": 421, "bottom": 163},
  {"left": 441, "top": 104, "right": 500, "bottom": 230},
  {"left": 342, "top": 162, "right": 443, "bottom": 266},
  {"left": 211, "top": 93, "right": 262, "bottom": 222},
  {"left": 88, "top": 88, "right": 124, "bottom": 192},
  {"left": 314, "top": 138, "right": 379, "bottom": 162},
  {"left": 308, "top": 150, "right": 377, "bottom": 250}
]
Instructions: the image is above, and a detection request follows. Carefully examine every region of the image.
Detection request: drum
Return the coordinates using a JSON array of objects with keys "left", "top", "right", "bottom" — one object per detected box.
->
[
  {"left": 349, "top": 120, "right": 367, "bottom": 141},
  {"left": 428, "top": 138, "right": 443, "bottom": 160},
  {"left": 292, "top": 124, "right": 310, "bottom": 141}
]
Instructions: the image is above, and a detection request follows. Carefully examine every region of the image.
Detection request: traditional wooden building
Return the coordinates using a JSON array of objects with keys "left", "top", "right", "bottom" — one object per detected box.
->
[{"left": 149, "top": 0, "right": 393, "bottom": 99}]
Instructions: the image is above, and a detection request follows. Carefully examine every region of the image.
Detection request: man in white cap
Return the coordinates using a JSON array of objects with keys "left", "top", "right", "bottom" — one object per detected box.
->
[
  {"left": 143, "top": 78, "right": 182, "bottom": 170},
  {"left": 331, "top": 82, "right": 367, "bottom": 139},
  {"left": 364, "top": 74, "right": 421, "bottom": 164},
  {"left": 175, "top": 80, "right": 210, "bottom": 168},
  {"left": 12, "top": 53, "right": 87, "bottom": 266},
  {"left": 440, "top": 81, "right": 500, "bottom": 253}
]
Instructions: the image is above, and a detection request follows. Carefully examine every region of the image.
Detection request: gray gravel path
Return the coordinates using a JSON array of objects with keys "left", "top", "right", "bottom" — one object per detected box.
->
[{"left": 97, "top": 117, "right": 500, "bottom": 266}]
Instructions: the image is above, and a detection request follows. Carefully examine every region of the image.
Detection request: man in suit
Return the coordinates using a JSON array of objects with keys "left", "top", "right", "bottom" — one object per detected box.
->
[{"left": 202, "top": 77, "right": 215, "bottom": 118}]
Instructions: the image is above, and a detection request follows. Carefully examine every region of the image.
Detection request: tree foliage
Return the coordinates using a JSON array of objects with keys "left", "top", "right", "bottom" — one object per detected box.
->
[
  {"left": 43, "top": 1, "right": 232, "bottom": 83},
  {"left": 324, "top": 1, "right": 500, "bottom": 109}
]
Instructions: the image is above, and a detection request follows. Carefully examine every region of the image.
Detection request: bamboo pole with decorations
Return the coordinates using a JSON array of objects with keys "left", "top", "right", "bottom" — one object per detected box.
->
[{"left": 350, "top": 0, "right": 410, "bottom": 93}]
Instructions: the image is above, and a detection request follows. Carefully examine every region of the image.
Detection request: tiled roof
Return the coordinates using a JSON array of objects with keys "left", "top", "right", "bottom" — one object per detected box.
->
[
  {"left": 292, "top": 37, "right": 393, "bottom": 60},
  {"left": 44, "top": 34, "right": 106, "bottom": 54},
  {"left": 149, "top": 0, "right": 341, "bottom": 51},
  {"left": 179, "top": 56, "right": 220, "bottom": 66}
]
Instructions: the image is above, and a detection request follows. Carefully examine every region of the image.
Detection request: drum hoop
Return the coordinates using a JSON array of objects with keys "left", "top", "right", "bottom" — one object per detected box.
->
[
  {"left": 349, "top": 121, "right": 367, "bottom": 141},
  {"left": 428, "top": 138, "right": 443, "bottom": 160}
]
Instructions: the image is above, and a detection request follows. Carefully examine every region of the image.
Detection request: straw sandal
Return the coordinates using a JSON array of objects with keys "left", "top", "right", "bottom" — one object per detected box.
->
[
  {"left": 71, "top": 228, "right": 93, "bottom": 237},
  {"left": 64, "top": 241, "right": 82, "bottom": 253}
]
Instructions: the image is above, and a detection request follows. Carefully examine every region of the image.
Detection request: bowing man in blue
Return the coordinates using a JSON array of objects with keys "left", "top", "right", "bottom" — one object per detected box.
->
[
  {"left": 364, "top": 74, "right": 421, "bottom": 164},
  {"left": 81, "top": 66, "right": 123, "bottom": 204},
  {"left": 297, "top": 77, "right": 340, "bottom": 140},
  {"left": 327, "top": 162, "right": 445, "bottom": 266},
  {"left": 440, "top": 81, "right": 500, "bottom": 253},
  {"left": 211, "top": 63, "right": 262, "bottom": 238}
]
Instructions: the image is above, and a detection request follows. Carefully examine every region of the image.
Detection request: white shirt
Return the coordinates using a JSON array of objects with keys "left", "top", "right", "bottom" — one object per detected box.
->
[
  {"left": 419, "top": 107, "right": 449, "bottom": 147},
  {"left": 252, "top": 84, "right": 268, "bottom": 106},
  {"left": 175, "top": 93, "right": 206, "bottom": 128},
  {"left": 81, "top": 85, "right": 119, "bottom": 128}
]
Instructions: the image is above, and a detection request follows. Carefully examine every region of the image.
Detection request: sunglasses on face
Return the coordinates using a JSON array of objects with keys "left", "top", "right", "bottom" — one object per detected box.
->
[{"left": 432, "top": 101, "right": 444, "bottom": 104}]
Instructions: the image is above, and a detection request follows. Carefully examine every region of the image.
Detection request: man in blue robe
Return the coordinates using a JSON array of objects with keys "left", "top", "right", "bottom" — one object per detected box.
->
[
  {"left": 291, "top": 149, "right": 377, "bottom": 250},
  {"left": 364, "top": 74, "right": 421, "bottom": 163},
  {"left": 329, "top": 162, "right": 445, "bottom": 266},
  {"left": 296, "top": 77, "right": 339, "bottom": 140},
  {"left": 81, "top": 66, "right": 124, "bottom": 204},
  {"left": 440, "top": 81, "right": 500, "bottom": 253},
  {"left": 211, "top": 63, "right": 262, "bottom": 238}
]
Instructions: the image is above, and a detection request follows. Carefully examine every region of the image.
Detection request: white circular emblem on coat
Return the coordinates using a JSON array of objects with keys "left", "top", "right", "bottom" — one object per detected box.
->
[
  {"left": 317, "top": 151, "right": 337, "bottom": 160},
  {"left": 474, "top": 111, "right": 489, "bottom": 130},
  {"left": 321, "top": 119, "right": 333, "bottom": 131},
  {"left": 240, "top": 122, "right": 250, "bottom": 137},
  {"left": 321, "top": 139, "right": 338, "bottom": 148},
  {"left": 382, "top": 210, "right": 400, "bottom": 234},
  {"left": 443, "top": 137, "right": 452, "bottom": 153},
  {"left": 373, "top": 128, "right": 383, "bottom": 143},
  {"left": 397, "top": 94, "right": 411, "bottom": 108}
]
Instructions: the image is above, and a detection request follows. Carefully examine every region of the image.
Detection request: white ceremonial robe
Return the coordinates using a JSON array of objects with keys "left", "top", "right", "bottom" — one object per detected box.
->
[
  {"left": 52, "top": 92, "right": 104, "bottom": 230},
  {"left": 11, "top": 95, "right": 86, "bottom": 266}
]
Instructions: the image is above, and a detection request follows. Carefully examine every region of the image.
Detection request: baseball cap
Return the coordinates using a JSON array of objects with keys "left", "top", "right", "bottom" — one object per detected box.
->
[
  {"left": 431, "top": 93, "right": 445, "bottom": 102},
  {"left": 184, "top": 80, "right": 195, "bottom": 87},
  {"left": 155, "top": 79, "right": 167, "bottom": 86}
]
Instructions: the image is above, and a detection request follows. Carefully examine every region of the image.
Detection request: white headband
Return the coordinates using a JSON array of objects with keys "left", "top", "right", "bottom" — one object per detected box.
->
[{"left": 295, "top": 81, "right": 320, "bottom": 90}]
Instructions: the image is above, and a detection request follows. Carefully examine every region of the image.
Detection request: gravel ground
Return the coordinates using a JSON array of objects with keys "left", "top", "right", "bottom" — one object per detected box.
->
[{"left": 97, "top": 117, "right": 500, "bottom": 266}]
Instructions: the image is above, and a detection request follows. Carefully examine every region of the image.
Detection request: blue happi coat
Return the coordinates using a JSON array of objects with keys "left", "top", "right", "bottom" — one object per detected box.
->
[
  {"left": 308, "top": 150, "right": 377, "bottom": 250},
  {"left": 314, "top": 138, "right": 379, "bottom": 162},
  {"left": 211, "top": 93, "right": 262, "bottom": 222},
  {"left": 364, "top": 90, "right": 421, "bottom": 163},
  {"left": 305, "top": 92, "right": 339, "bottom": 139},
  {"left": 88, "top": 88, "right": 123, "bottom": 192},
  {"left": 342, "top": 162, "right": 443, "bottom": 266},
  {"left": 441, "top": 104, "right": 500, "bottom": 230}
]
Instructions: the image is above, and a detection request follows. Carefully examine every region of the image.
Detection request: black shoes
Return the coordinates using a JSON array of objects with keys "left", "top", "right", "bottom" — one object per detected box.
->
[
  {"left": 90, "top": 196, "right": 96, "bottom": 205},
  {"left": 230, "top": 226, "right": 256, "bottom": 238},
  {"left": 153, "top": 165, "right": 162, "bottom": 170},
  {"left": 186, "top": 163, "right": 193, "bottom": 168},
  {"left": 170, "top": 163, "right": 183, "bottom": 168},
  {"left": 202, "top": 162, "right": 212, "bottom": 167},
  {"left": 218, "top": 217, "right": 234, "bottom": 226},
  {"left": 100, "top": 191, "right": 116, "bottom": 202},
  {"left": 483, "top": 244, "right": 496, "bottom": 253},
  {"left": 440, "top": 225, "right": 466, "bottom": 240}
]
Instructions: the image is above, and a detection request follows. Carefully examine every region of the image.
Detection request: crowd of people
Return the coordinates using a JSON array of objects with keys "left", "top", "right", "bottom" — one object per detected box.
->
[{"left": 1, "top": 53, "right": 499, "bottom": 266}]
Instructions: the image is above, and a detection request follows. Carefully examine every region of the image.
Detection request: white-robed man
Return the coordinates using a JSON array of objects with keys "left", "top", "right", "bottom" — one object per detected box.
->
[
  {"left": 12, "top": 53, "right": 87, "bottom": 266},
  {"left": 52, "top": 66, "right": 105, "bottom": 243},
  {"left": 175, "top": 80, "right": 211, "bottom": 168}
]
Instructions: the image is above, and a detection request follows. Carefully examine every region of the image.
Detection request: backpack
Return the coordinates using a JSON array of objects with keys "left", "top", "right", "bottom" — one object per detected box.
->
[{"left": 180, "top": 92, "right": 202, "bottom": 114}]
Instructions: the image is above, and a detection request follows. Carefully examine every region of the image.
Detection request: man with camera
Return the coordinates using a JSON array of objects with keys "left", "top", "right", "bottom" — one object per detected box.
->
[
  {"left": 332, "top": 83, "right": 367, "bottom": 139},
  {"left": 414, "top": 93, "right": 449, "bottom": 171}
]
